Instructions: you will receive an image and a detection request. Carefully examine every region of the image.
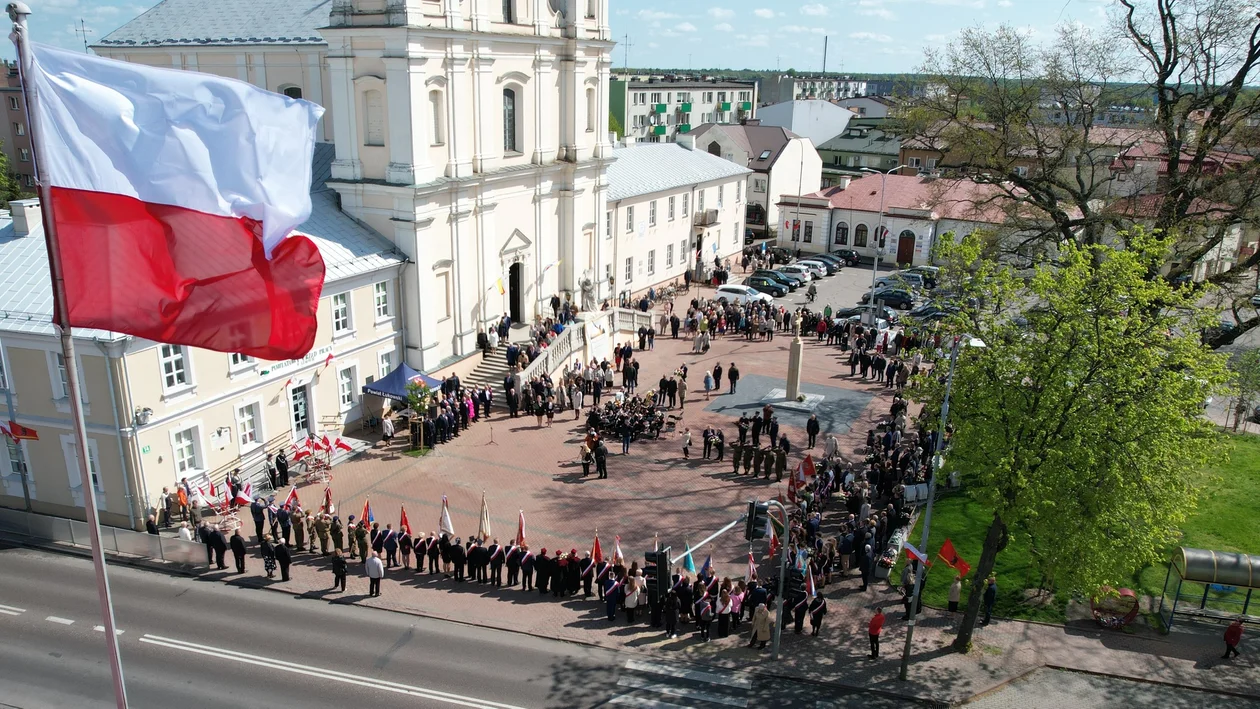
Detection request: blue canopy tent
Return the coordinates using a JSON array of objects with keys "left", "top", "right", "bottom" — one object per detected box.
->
[{"left": 362, "top": 362, "right": 440, "bottom": 402}]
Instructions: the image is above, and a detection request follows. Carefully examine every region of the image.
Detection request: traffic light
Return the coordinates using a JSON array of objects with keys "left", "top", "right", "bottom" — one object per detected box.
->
[
  {"left": 643, "top": 546, "right": 671, "bottom": 600},
  {"left": 745, "top": 500, "right": 770, "bottom": 541}
]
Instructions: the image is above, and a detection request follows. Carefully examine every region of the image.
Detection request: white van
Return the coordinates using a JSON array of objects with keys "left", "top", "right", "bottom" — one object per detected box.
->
[{"left": 715, "top": 284, "right": 774, "bottom": 305}]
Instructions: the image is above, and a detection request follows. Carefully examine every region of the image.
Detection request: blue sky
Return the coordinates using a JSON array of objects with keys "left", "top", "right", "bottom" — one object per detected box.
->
[
  {"left": 10, "top": 0, "right": 1113, "bottom": 74},
  {"left": 609, "top": 0, "right": 1115, "bottom": 74}
]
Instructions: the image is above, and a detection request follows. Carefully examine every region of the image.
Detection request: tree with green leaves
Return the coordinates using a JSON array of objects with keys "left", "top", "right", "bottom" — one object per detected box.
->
[
  {"left": 608, "top": 111, "right": 623, "bottom": 141},
  {"left": 1227, "top": 349, "right": 1260, "bottom": 431},
  {"left": 897, "top": 2, "right": 1260, "bottom": 347},
  {"left": 0, "top": 139, "right": 26, "bottom": 204},
  {"left": 917, "top": 230, "right": 1231, "bottom": 652}
]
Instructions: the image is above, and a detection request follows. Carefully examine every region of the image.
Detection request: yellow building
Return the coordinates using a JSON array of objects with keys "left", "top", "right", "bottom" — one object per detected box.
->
[{"left": 0, "top": 146, "right": 404, "bottom": 529}]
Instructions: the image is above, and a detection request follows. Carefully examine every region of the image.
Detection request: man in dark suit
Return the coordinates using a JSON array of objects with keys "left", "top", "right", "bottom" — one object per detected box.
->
[
  {"left": 450, "top": 537, "right": 467, "bottom": 581},
  {"left": 506, "top": 543, "right": 521, "bottom": 586},
  {"left": 209, "top": 524, "right": 229, "bottom": 570},
  {"left": 594, "top": 439, "right": 609, "bottom": 479},
  {"left": 488, "top": 539, "right": 503, "bottom": 586},
  {"left": 536, "top": 549, "right": 551, "bottom": 595},
  {"left": 521, "top": 546, "right": 535, "bottom": 590},
  {"left": 382, "top": 524, "right": 399, "bottom": 568},
  {"left": 277, "top": 504, "right": 293, "bottom": 547},
  {"left": 249, "top": 497, "right": 267, "bottom": 544},
  {"left": 229, "top": 528, "right": 247, "bottom": 573},
  {"left": 274, "top": 540, "right": 292, "bottom": 581},
  {"left": 198, "top": 521, "right": 214, "bottom": 566},
  {"left": 275, "top": 451, "right": 289, "bottom": 487}
]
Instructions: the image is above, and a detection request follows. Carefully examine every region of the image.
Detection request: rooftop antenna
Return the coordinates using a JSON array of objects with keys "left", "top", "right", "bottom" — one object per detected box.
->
[
  {"left": 74, "top": 18, "right": 92, "bottom": 53},
  {"left": 622, "top": 33, "right": 633, "bottom": 71}
]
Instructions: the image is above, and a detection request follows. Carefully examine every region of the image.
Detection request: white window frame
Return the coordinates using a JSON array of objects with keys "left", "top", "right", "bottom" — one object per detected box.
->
[
  {"left": 169, "top": 422, "right": 203, "bottom": 478},
  {"left": 331, "top": 292, "right": 353, "bottom": 338},
  {"left": 61, "top": 433, "right": 103, "bottom": 507},
  {"left": 624, "top": 257, "right": 633, "bottom": 283},
  {"left": 626, "top": 206, "right": 634, "bottom": 232},
  {"left": 736, "top": 182, "right": 742, "bottom": 204},
  {"left": 718, "top": 185, "right": 724, "bottom": 208},
  {"left": 7, "top": 96, "right": 17, "bottom": 110},
  {"left": 698, "top": 189, "right": 705, "bottom": 213},
  {"left": 45, "top": 351, "right": 90, "bottom": 415},
  {"left": 648, "top": 249, "right": 656, "bottom": 275},
  {"left": 228, "top": 352, "right": 256, "bottom": 378},
  {"left": 908, "top": 157, "right": 921, "bottom": 168},
  {"left": 605, "top": 211, "right": 612, "bottom": 239},
  {"left": 373, "top": 281, "right": 392, "bottom": 323},
  {"left": 337, "top": 364, "right": 358, "bottom": 412},
  {"left": 234, "top": 398, "right": 264, "bottom": 454},
  {"left": 754, "top": 177, "right": 767, "bottom": 193},
  {"left": 158, "top": 344, "right": 196, "bottom": 401},
  {"left": 681, "top": 193, "right": 689, "bottom": 216},
  {"left": 1, "top": 437, "right": 34, "bottom": 499},
  {"left": 649, "top": 200, "right": 657, "bottom": 227},
  {"left": 378, "top": 346, "right": 395, "bottom": 380},
  {"left": 668, "top": 196, "right": 676, "bottom": 221},
  {"left": 666, "top": 244, "right": 674, "bottom": 268}
]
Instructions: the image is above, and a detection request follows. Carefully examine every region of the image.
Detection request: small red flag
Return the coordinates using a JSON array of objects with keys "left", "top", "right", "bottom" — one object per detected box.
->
[
  {"left": 320, "top": 434, "right": 333, "bottom": 451},
  {"left": 938, "top": 538, "right": 971, "bottom": 578},
  {"left": 591, "top": 533, "right": 603, "bottom": 564},
  {"left": 323, "top": 353, "right": 335, "bottom": 369},
  {"left": 516, "top": 510, "right": 526, "bottom": 547},
  {"left": 399, "top": 505, "right": 412, "bottom": 535},
  {"left": 6, "top": 421, "right": 38, "bottom": 441},
  {"left": 334, "top": 437, "right": 353, "bottom": 452}
]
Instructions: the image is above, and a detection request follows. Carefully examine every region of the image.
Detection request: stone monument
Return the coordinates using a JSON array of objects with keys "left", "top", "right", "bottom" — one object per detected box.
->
[{"left": 786, "top": 315, "right": 804, "bottom": 401}]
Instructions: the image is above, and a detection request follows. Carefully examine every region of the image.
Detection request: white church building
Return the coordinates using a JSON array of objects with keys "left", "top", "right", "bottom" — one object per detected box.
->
[{"left": 95, "top": 0, "right": 616, "bottom": 373}]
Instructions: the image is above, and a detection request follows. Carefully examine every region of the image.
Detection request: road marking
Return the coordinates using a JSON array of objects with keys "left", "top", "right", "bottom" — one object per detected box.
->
[
  {"left": 138, "top": 634, "right": 525, "bottom": 709},
  {"left": 45, "top": 616, "right": 74, "bottom": 625},
  {"left": 609, "top": 696, "right": 692, "bottom": 709},
  {"left": 0, "top": 604, "right": 25, "bottom": 614},
  {"left": 616, "top": 675, "right": 748, "bottom": 707},
  {"left": 92, "top": 626, "right": 124, "bottom": 634},
  {"left": 623, "top": 659, "right": 753, "bottom": 690}
]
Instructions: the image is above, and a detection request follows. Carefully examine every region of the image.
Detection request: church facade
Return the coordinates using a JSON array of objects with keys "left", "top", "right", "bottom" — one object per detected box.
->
[{"left": 95, "top": 0, "right": 616, "bottom": 372}]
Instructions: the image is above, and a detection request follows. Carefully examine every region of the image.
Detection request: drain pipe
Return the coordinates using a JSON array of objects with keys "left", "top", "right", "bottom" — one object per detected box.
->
[
  {"left": 119, "top": 351, "right": 152, "bottom": 522},
  {"left": 98, "top": 338, "right": 139, "bottom": 530}
]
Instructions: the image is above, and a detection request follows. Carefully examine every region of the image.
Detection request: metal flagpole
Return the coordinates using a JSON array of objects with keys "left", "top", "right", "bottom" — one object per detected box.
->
[{"left": 8, "top": 4, "right": 130, "bottom": 706}]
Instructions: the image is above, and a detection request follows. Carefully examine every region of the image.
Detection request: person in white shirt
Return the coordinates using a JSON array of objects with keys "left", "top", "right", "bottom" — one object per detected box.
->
[
  {"left": 382, "top": 416, "right": 395, "bottom": 445},
  {"left": 177, "top": 522, "right": 194, "bottom": 542},
  {"left": 365, "top": 551, "right": 385, "bottom": 597}
]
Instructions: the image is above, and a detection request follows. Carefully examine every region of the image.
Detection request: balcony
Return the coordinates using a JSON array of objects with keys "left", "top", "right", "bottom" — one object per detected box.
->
[
  {"left": 677, "top": 124, "right": 691, "bottom": 133},
  {"left": 653, "top": 103, "right": 667, "bottom": 113},
  {"left": 719, "top": 102, "right": 731, "bottom": 111},
  {"left": 652, "top": 125, "right": 667, "bottom": 136},
  {"left": 680, "top": 102, "right": 692, "bottom": 112},
  {"left": 693, "top": 209, "right": 720, "bottom": 227},
  {"left": 740, "top": 101, "right": 753, "bottom": 111}
]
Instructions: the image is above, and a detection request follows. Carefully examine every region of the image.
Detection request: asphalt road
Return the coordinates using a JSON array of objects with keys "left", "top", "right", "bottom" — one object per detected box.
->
[{"left": 0, "top": 544, "right": 925, "bottom": 709}]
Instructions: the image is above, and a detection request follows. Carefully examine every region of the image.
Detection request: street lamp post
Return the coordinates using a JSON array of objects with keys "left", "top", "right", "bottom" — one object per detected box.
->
[
  {"left": 898, "top": 335, "right": 982, "bottom": 681},
  {"left": 859, "top": 164, "right": 910, "bottom": 324}
]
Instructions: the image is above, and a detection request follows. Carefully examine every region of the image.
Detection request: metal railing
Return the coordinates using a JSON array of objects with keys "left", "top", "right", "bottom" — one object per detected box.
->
[
  {"left": 0, "top": 506, "right": 206, "bottom": 567},
  {"left": 518, "top": 321, "right": 586, "bottom": 382},
  {"left": 609, "top": 307, "right": 654, "bottom": 334}
]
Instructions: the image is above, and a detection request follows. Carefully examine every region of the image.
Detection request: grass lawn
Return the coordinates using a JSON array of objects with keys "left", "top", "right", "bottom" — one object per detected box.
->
[{"left": 893, "top": 432, "right": 1260, "bottom": 624}]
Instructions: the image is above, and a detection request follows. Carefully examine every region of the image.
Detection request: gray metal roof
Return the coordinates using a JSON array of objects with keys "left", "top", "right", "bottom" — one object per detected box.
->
[
  {"left": 606, "top": 143, "right": 752, "bottom": 202},
  {"left": 95, "top": 0, "right": 331, "bottom": 47},
  {"left": 0, "top": 142, "right": 402, "bottom": 339}
]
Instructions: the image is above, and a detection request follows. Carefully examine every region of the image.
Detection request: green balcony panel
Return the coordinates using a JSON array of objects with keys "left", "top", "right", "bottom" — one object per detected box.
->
[
  {"left": 653, "top": 103, "right": 667, "bottom": 113},
  {"left": 719, "top": 102, "right": 731, "bottom": 111},
  {"left": 680, "top": 102, "right": 692, "bottom": 112},
  {"left": 740, "top": 101, "right": 752, "bottom": 110},
  {"left": 653, "top": 125, "right": 667, "bottom": 135},
  {"left": 678, "top": 124, "right": 691, "bottom": 133}
]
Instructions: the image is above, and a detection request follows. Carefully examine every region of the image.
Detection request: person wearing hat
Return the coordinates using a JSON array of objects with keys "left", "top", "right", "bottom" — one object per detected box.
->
[
  {"left": 329, "top": 515, "right": 344, "bottom": 555},
  {"left": 536, "top": 548, "right": 552, "bottom": 595},
  {"left": 808, "top": 593, "right": 828, "bottom": 636},
  {"left": 249, "top": 496, "right": 267, "bottom": 545},
  {"left": 566, "top": 549, "right": 581, "bottom": 596}
]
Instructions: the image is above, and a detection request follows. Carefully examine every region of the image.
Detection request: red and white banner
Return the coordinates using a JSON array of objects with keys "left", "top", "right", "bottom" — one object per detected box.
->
[
  {"left": 283, "top": 485, "right": 300, "bottom": 511},
  {"left": 233, "top": 481, "right": 253, "bottom": 506},
  {"left": 26, "top": 44, "right": 326, "bottom": 359},
  {"left": 591, "top": 532, "right": 603, "bottom": 565},
  {"left": 612, "top": 535, "right": 625, "bottom": 566},
  {"left": 515, "top": 510, "right": 526, "bottom": 547},
  {"left": 334, "top": 437, "right": 353, "bottom": 452},
  {"left": 320, "top": 486, "right": 334, "bottom": 514},
  {"left": 399, "top": 505, "right": 412, "bottom": 536},
  {"left": 438, "top": 495, "right": 455, "bottom": 537}
]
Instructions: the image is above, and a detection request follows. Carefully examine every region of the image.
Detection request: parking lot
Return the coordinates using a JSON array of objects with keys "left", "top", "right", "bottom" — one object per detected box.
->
[{"left": 731, "top": 256, "right": 910, "bottom": 313}]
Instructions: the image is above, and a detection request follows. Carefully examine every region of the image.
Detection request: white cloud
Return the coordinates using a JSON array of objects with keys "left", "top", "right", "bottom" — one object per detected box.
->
[
  {"left": 997, "top": 0, "right": 1012, "bottom": 5},
  {"left": 714, "top": 23, "right": 734, "bottom": 31},
  {"left": 857, "top": 7, "right": 896, "bottom": 20},
  {"left": 753, "top": 8, "right": 775, "bottom": 19},
  {"left": 782, "top": 24, "right": 828, "bottom": 35},
  {"left": 637, "top": 9, "right": 678, "bottom": 21},
  {"left": 849, "top": 31, "right": 892, "bottom": 42},
  {"left": 800, "top": 2, "right": 828, "bottom": 15},
  {"left": 648, "top": 42, "right": 660, "bottom": 48},
  {"left": 744, "top": 35, "right": 770, "bottom": 47},
  {"left": 676, "top": 22, "right": 698, "bottom": 32},
  {"left": 926, "top": 0, "right": 985, "bottom": 7},
  {"left": 708, "top": 7, "right": 734, "bottom": 19}
]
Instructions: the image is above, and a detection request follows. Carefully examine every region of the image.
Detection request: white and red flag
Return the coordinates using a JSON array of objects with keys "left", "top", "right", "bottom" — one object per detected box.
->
[
  {"left": 438, "top": 495, "right": 455, "bottom": 538},
  {"left": 233, "top": 482, "right": 253, "bottom": 506},
  {"left": 746, "top": 550, "right": 757, "bottom": 582},
  {"left": 320, "top": 486, "right": 333, "bottom": 514},
  {"left": 24, "top": 44, "right": 326, "bottom": 359},
  {"left": 292, "top": 439, "right": 312, "bottom": 462},
  {"left": 283, "top": 485, "right": 300, "bottom": 511},
  {"left": 612, "top": 535, "right": 625, "bottom": 566},
  {"left": 591, "top": 532, "right": 603, "bottom": 565},
  {"left": 515, "top": 510, "right": 526, "bottom": 547},
  {"left": 320, "top": 434, "right": 333, "bottom": 452},
  {"left": 334, "top": 438, "right": 353, "bottom": 452}
]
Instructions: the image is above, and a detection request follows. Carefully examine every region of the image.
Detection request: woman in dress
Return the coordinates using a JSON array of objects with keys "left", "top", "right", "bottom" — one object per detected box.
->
[{"left": 260, "top": 535, "right": 277, "bottom": 579}]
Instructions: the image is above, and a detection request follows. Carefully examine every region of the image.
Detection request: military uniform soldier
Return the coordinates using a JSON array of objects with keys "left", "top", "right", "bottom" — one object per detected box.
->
[
  {"left": 775, "top": 448, "right": 787, "bottom": 482},
  {"left": 754, "top": 446, "right": 767, "bottom": 478},
  {"left": 732, "top": 444, "right": 743, "bottom": 474},
  {"left": 330, "top": 516, "right": 344, "bottom": 553},
  {"left": 354, "top": 521, "right": 370, "bottom": 562},
  {"left": 743, "top": 445, "right": 754, "bottom": 474},
  {"left": 314, "top": 514, "right": 331, "bottom": 555}
]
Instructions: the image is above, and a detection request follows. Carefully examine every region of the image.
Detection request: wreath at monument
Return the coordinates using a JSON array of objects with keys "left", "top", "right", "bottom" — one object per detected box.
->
[{"left": 1090, "top": 586, "right": 1140, "bottom": 629}]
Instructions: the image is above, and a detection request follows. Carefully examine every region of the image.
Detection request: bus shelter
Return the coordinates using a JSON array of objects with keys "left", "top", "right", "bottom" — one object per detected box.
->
[{"left": 1157, "top": 547, "right": 1259, "bottom": 631}]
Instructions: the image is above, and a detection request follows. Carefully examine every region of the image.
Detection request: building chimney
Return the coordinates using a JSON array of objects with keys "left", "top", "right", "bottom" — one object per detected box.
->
[
  {"left": 9, "top": 198, "right": 40, "bottom": 236},
  {"left": 623, "top": 135, "right": 636, "bottom": 147},
  {"left": 835, "top": 176, "right": 851, "bottom": 190},
  {"left": 676, "top": 135, "right": 696, "bottom": 151}
]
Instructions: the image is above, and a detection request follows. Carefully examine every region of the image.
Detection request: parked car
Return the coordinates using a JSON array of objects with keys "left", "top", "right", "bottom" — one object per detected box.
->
[
  {"left": 874, "top": 272, "right": 927, "bottom": 291},
  {"left": 796, "top": 260, "right": 833, "bottom": 277},
  {"left": 780, "top": 264, "right": 815, "bottom": 282},
  {"left": 752, "top": 269, "right": 803, "bottom": 290},
  {"left": 833, "top": 304, "right": 900, "bottom": 325},
  {"left": 907, "top": 301, "right": 959, "bottom": 322},
  {"left": 1251, "top": 291, "right": 1260, "bottom": 308},
  {"left": 716, "top": 284, "right": 774, "bottom": 305},
  {"left": 902, "top": 265, "right": 939, "bottom": 289},
  {"left": 859, "top": 287, "right": 917, "bottom": 310},
  {"left": 832, "top": 249, "right": 861, "bottom": 267},
  {"left": 808, "top": 253, "right": 846, "bottom": 271},
  {"left": 744, "top": 276, "right": 788, "bottom": 298}
]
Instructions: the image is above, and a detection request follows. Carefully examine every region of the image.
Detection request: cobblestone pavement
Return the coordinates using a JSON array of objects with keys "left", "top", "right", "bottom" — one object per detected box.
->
[
  {"left": 192, "top": 271, "right": 1258, "bottom": 706},
  {"left": 965, "top": 667, "right": 1260, "bottom": 709}
]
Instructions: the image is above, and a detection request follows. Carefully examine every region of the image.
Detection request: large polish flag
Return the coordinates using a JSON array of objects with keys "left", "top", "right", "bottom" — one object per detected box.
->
[{"left": 27, "top": 44, "right": 327, "bottom": 360}]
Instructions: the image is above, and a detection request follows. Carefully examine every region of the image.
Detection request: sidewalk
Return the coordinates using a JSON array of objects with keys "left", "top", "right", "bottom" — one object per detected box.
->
[{"left": 184, "top": 310, "right": 1256, "bottom": 705}]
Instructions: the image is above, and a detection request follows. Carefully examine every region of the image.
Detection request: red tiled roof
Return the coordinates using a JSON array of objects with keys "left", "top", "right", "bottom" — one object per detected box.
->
[
  {"left": 1105, "top": 193, "right": 1235, "bottom": 220},
  {"left": 787, "top": 173, "right": 1017, "bottom": 224}
]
